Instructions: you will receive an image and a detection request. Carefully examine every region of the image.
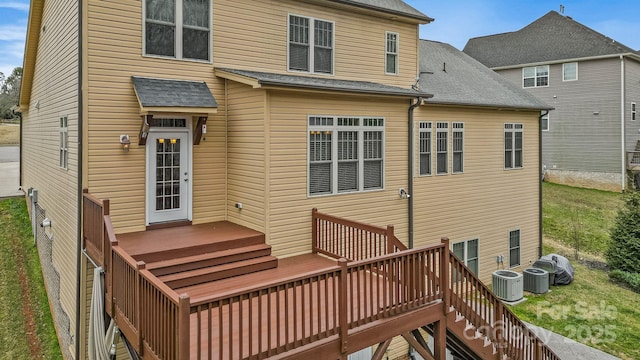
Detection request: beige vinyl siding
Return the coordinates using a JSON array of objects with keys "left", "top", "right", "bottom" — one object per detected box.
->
[
  {"left": 226, "top": 82, "right": 267, "bottom": 231},
  {"left": 20, "top": 0, "right": 80, "bottom": 351},
  {"left": 214, "top": 0, "right": 419, "bottom": 87},
  {"left": 86, "top": 0, "right": 227, "bottom": 233},
  {"left": 266, "top": 91, "right": 410, "bottom": 257},
  {"left": 412, "top": 106, "right": 541, "bottom": 283}
]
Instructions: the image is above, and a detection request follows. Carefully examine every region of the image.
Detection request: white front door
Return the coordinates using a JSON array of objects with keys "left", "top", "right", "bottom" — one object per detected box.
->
[{"left": 147, "top": 130, "right": 191, "bottom": 224}]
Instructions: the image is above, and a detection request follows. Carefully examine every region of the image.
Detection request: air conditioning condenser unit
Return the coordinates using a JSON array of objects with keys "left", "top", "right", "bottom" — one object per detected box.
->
[
  {"left": 492, "top": 270, "right": 523, "bottom": 302},
  {"left": 523, "top": 268, "right": 549, "bottom": 294}
]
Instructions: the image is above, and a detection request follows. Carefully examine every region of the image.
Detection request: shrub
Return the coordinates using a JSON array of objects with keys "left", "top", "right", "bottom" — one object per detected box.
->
[
  {"left": 606, "top": 191, "right": 640, "bottom": 273},
  {"left": 609, "top": 270, "right": 640, "bottom": 293}
]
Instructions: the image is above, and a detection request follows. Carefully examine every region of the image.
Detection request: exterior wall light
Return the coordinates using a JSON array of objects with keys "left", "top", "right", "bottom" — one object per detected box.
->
[{"left": 120, "top": 134, "right": 131, "bottom": 151}]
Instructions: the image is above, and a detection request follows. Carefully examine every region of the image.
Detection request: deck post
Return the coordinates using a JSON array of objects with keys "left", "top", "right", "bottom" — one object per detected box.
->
[
  {"left": 338, "top": 258, "right": 348, "bottom": 354},
  {"left": 136, "top": 261, "right": 145, "bottom": 355},
  {"left": 440, "top": 237, "right": 450, "bottom": 314},
  {"left": 312, "top": 208, "right": 318, "bottom": 254},
  {"left": 386, "top": 225, "right": 395, "bottom": 254},
  {"left": 177, "top": 294, "right": 190, "bottom": 360},
  {"left": 494, "top": 300, "right": 505, "bottom": 359},
  {"left": 433, "top": 318, "right": 447, "bottom": 360},
  {"left": 535, "top": 338, "right": 543, "bottom": 360}
]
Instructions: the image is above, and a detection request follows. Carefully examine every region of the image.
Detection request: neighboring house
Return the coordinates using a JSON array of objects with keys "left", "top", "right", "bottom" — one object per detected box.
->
[
  {"left": 20, "top": 1, "right": 553, "bottom": 360},
  {"left": 464, "top": 10, "right": 640, "bottom": 192}
]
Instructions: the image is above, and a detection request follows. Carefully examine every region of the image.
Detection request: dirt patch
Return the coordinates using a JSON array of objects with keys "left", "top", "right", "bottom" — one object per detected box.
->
[{"left": 9, "top": 218, "right": 43, "bottom": 358}]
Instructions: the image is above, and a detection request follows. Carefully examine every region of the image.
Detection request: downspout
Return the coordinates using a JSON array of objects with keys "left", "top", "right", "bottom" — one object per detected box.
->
[
  {"left": 620, "top": 55, "right": 626, "bottom": 191},
  {"left": 539, "top": 110, "right": 549, "bottom": 258},
  {"left": 75, "top": 0, "right": 84, "bottom": 357},
  {"left": 407, "top": 97, "right": 423, "bottom": 249}
]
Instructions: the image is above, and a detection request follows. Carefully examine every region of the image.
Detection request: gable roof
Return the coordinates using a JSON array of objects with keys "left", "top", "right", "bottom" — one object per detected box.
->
[
  {"left": 328, "top": 0, "right": 433, "bottom": 22},
  {"left": 418, "top": 40, "right": 552, "bottom": 110},
  {"left": 463, "top": 11, "right": 640, "bottom": 68},
  {"left": 215, "top": 68, "right": 433, "bottom": 99}
]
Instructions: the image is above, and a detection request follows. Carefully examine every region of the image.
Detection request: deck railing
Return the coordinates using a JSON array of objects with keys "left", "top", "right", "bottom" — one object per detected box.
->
[
  {"left": 627, "top": 151, "right": 640, "bottom": 169},
  {"left": 448, "top": 249, "right": 561, "bottom": 360},
  {"left": 312, "top": 208, "right": 407, "bottom": 261},
  {"left": 83, "top": 193, "right": 559, "bottom": 360},
  {"left": 82, "top": 190, "right": 107, "bottom": 268}
]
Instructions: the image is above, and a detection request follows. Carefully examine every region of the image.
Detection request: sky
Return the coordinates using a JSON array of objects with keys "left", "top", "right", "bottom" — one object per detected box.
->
[{"left": 1, "top": 0, "right": 640, "bottom": 78}]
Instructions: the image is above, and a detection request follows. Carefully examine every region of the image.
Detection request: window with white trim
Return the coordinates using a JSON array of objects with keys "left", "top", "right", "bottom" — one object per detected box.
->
[
  {"left": 436, "top": 122, "right": 448, "bottom": 174},
  {"left": 308, "top": 116, "right": 384, "bottom": 195},
  {"left": 509, "top": 230, "right": 521, "bottom": 268},
  {"left": 632, "top": 102, "right": 636, "bottom": 121},
  {"left": 289, "top": 15, "right": 333, "bottom": 74},
  {"left": 59, "top": 116, "right": 68, "bottom": 169},
  {"left": 523, "top": 65, "right": 549, "bottom": 88},
  {"left": 504, "top": 123, "right": 523, "bottom": 169},
  {"left": 385, "top": 32, "right": 398, "bottom": 75},
  {"left": 419, "top": 122, "right": 431, "bottom": 176},
  {"left": 452, "top": 239, "right": 479, "bottom": 275},
  {"left": 452, "top": 122, "right": 464, "bottom": 173},
  {"left": 563, "top": 62, "right": 578, "bottom": 81},
  {"left": 541, "top": 112, "right": 549, "bottom": 131},
  {"left": 144, "top": 0, "right": 211, "bottom": 61}
]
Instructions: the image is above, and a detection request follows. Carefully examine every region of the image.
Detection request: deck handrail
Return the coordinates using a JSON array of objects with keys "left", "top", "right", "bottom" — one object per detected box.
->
[
  {"left": 82, "top": 190, "right": 106, "bottom": 268},
  {"left": 447, "top": 245, "right": 561, "bottom": 360},
  {"left": 626, "top": 151, "right": 640, "bottom": 168},
  {"left": 312, "top": 208, "right": 407, "bottom": 261}
]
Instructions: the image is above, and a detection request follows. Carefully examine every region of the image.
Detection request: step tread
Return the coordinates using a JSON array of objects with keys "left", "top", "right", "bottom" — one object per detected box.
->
[
  {"left": 159, "top": 256, "right": 278, "bottom": 283},
  {"left": 147, "top": 244, "right": 271, "bottom": 270}
]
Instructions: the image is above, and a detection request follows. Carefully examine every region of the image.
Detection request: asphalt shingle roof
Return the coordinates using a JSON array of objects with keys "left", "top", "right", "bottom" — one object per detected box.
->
[
  {"left": 216, "top": 68, "right": 432, "bottom": 98},
  {"left": 419, "top": 40, "right": 552, "bottom": 110},
  {"left": 131, "top": 76, "right": 218, "bottom": 108},
  {"left": 330, "top": 0, "right": 433, "bottom": 22},
  {"left": 463, "top": 11, "right": 639, "bottom": 68}
]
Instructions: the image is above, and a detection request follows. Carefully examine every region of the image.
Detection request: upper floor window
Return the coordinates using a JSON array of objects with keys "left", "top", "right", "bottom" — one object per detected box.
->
[
  {"left": 59, "top": 116, "right": 68, "bottom": 169},
  {"left": 563, "top": 62, "right": 578, "bottom": 81},
  {"left": 144, "top": 0, "right": 211, "bottom": 61},
  {"left": 419, "top": 122, "right": 431, "bottom": 176},
  {"left": 632, "top": 102, "right": 637, "bottom": 121},
  {"left": 385, "top": 32, "right": 399, "bottom": 75},
  {"left": 308, "top": 116, "right": 384, "bottom": 195},
  {"left": 523, "top": 65, "right": 549, "bottom": 88},
  {"left": 436, "top": 122, "right": 448, "bottom": 175},
  {"left": 504, "top": 123, "right": 523, "bottom": 169},
  {"left": 289, "top": 15, "right": 334, "bottom": 74},
  {"left": 452, "top": 122, "right": 464, "bottom": 173},
  {"left": 541, "top": 112, "right": 550, "bottom": 131}
]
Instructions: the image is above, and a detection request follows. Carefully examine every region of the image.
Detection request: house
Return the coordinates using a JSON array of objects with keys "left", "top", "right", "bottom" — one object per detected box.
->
[
  {"left": 19, "top": 0, "right": 554, "bottom": 359},
  {"left": 463, "top": 10, "right": 640, "bottom": 192}
]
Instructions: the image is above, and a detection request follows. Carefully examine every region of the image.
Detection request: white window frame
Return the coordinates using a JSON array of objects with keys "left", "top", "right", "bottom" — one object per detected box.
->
[
  {"left": 308, "top": 116, "right": 384, "bottom": 196},
  {"left": 541, "top": 112, "right": 550, "bottom": 131},
  {"left": 142, "top": 0, "right": 212, "bottom": 62},
  {"left": 509, "top": 229, "right": 521, "bottom": 268},
  {"left": 288, "top": 14, "right": 335, "bottom": 75},
  {"left": 452, "top": 239, "right": 479, "bottom": 275},
  {"left": 632, "top": 102, "right": 636, "bottom": 121},
  {"left": 562, "top": 62, "right": 578, "bottom": 81},
  {"left": 452, "top": 122, "right": 464, "bottom": 174},
  {"left": 418, "top": 122, "right": 432, "bottom": 176},
  {"left": 59, "top": 116, "right": 68, "bottom": 169},
  {"left": 436, "top": 122, "right": 448, "bottom": 175},
  {"left": 385, "top": 31, "right": 399, "bottom": 75},
  {"left": 504, "top": 123, "right": 524, "bottom": 169},
  {"left": 523, "top": 65, "right": 549, "bottom": 88}
]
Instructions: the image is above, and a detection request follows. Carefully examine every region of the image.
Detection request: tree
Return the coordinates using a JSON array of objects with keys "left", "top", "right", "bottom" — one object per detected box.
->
[
  {"left": 606, "top": 191, "right": 640, "bottom": 273},
  {"left": 0, "top": 67, "right": 22, "bottom": 121}
]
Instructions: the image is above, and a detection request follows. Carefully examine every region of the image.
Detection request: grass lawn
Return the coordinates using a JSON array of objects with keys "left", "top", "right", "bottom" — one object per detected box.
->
[
  {"left": 0, "top": 198, "right": 62, "bottom": 358},
  {"left": 0, "top": 123, "right": 20, "bottom": 145},
  {"left": 542, "top": 182, "right": 622, "bottom": 255},
  {"left": 511, "top": 182, "right": 639, "bottom": 359}
]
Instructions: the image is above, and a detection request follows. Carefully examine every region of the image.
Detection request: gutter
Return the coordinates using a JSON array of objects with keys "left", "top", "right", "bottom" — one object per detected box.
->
[
  {"left": 407, "top": 97, "right": 425, "bottom": 249},
  {"left": 620, "top": 55, "right": 626, "bottom": 191},
  {"left": 539, "top": 110, "right": 549, "bottom": 258},
  {"left": 75, "top": 0, "right": 84, "bottom": 357}
]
